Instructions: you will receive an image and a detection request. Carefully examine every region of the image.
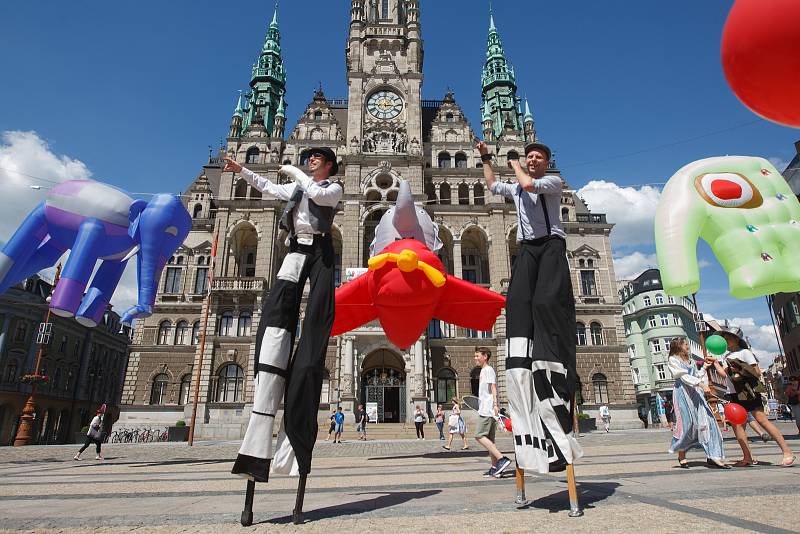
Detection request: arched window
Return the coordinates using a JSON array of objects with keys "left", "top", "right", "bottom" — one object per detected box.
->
[
  {"left": 655, "top": 294, "right": 664, "bottom": 305},
  {"left": 643, "top": 296, "right": 652, "bottom": 307},
  {"left": 474, "top": 183, "right": 485, "bottom": 206},
  {"left": 458, "top": 183, "right": 470, "bottom": 205},
  {"left": 576, "top": 322, "right": 587, "bottom": 346},
  {"left": 216, "top": 364, "right": 244, "bottom": 402},
  {"left": 234, "top": 179, "right": 248, "bottom": 199},
  {"left": 590, "top": 322, "right": 604, "bottom": 345},
  {"left": 470, "top": 367, "right": 481, "bottom": 397},
  {"left": 219, "top": 312, "right": 234, "bottom": 336},
  {"left": 193, "top": 204, "right": 202, "bottom": 218},
  {"left": 238, "top": 311, "right": 252, "bottom": 337},
  {"left": 313, "top": 110, "right": 323, "bottom": 120},
  {"left": 157, "top": 321, "right": 173, "bottom": 345},
  {"left": 174, "top": 321, "right": 189, "bottom": 345},
  {"left": 179, "top": 374, "right": 192, "bottom": 405},
  {"left": 592, "top": 373, "right": 609, "bottom": 404},
  {"left": 439, "top": 183, "right": 451, "bottom": 204},
  {"left": 561, "top": 207, "right": 569, "bottom": 221},
  {"left": 438, "top": 152, "right": 452, "bottom": 169},
  {"left": 191, "top": 321, "right": 201, "bottom": 345},
  {"left": 150, "top": 373, "right": 169, "bottom": 405},
  {"left": 454, "top": 152, "right": 467, "bottom": 168},
  {"left": 445, "top": 112, "right": 454, "bottom": 122},
  {"left": 245, "top": 147, "right": 260, "bottom": 164},
  {"left": 436, "top": 368, "right": 457, "bottom": 404},
  {"left": 507, "top": 150, "right": 519, "bottom": 161}
]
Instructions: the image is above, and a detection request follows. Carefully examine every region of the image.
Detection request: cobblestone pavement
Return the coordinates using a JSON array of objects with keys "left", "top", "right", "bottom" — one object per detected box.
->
[{"left": 1, "top": 424, "right": 798, "bottom": 533}]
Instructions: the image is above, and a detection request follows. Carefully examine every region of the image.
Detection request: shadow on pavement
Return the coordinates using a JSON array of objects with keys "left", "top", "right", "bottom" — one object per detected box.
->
[
  {"left": 368, "top": 450, "right": 514, "bottom": 461},
  {"left": 264, "top": 490, "right": 441, "bottom": 524},
  {"left": 521, "top": 481, "right": 620, "bottom": 514}
]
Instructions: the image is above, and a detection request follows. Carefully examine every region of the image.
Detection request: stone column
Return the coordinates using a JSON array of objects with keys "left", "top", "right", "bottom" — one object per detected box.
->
[
  {"left": 342, "top": 336, "right": 355, "bottom": 399},
  {"left": 453, "top": 240, "right": 463, "bottom": 279},
  {"left": 412, "top": 340, "right": 427, "bottom": 414}
]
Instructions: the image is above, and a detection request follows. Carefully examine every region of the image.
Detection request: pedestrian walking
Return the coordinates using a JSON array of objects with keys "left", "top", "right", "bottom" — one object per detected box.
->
[
  {"left": 413, "top": 405, "right": 426, "bottom": 439},
  {"left": 710, "top": 327, "right": 795, "bottom": 467},
  {"left": 443, "top": 397, "right": 469, "bottom": 451},
  {"left": 472, "top": 347, "right": 512, "bottom": 478},
  {"left": 333, "top": 406, "right": 345, "bottom": 443},
  {"left": 599, "top": 404, "right": 611, "bottom": 432},
  {"left": 666, "top": 338, "right": 729, "bottom": 469},
  {"left": 663, "top": 398, "right": 674, "bottom": 430},
  {"left": 74, "top": 404, "right": 106, "bottom": 461},
  {"left": 784, "top": 375, "right": 800, "bottom": 436},
  {"left": 355, "top": 404, "right": 367, "bottom": 441},
  {"left": 325, "top": 411, "right": 335, "bottom": 441},
  {"left": 434, "top": 404, "right": 445, "bottom": 440}
]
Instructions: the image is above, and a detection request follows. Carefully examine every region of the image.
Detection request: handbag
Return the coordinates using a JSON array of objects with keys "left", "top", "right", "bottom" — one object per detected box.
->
[{"left": 448, "top": 414, "right": 460, "bottom": 427}]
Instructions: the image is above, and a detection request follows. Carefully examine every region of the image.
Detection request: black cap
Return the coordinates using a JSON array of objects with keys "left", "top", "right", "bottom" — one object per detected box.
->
[
  {"left": 524, "top": 142, "right": 552, "bottom": 161},
  {"left": 309, "top": 147, "right": 339, "bottom": 176}
]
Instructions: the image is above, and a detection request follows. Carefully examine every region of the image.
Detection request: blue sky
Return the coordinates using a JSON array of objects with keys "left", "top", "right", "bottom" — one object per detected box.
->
[{"left": 0, "top": 1, "right": 796, "bottom": 360}]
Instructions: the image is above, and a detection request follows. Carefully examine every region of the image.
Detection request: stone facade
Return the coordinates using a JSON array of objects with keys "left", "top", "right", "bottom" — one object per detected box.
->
[
  {"left": 0, "top": 276, "right": 131, "bottom": 445},
  {"left": 119, "top": 1, "right": 637, "bottom": 437}
]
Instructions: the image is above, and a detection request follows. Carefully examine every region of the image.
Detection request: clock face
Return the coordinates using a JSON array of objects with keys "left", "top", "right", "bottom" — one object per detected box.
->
[{"left": 367, "top": 90, "right": 404, "bottom": 120}]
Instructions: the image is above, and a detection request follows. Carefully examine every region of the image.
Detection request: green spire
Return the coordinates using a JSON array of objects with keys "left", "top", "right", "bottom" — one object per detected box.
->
[
  {"left": 276, "top": 96, "right": 285, "bottom": 118},
  {"left": 242, "top": 4, "right": 286, "bottom": 137},
  {"left": 524, "top": 98, "right": 533, "bottom": 122},
  {"left": 233, "top": 92, "right": 244, "bottom": 117},
  {"left": 481, "top": 9, "right": 522, "bottom": 138}
]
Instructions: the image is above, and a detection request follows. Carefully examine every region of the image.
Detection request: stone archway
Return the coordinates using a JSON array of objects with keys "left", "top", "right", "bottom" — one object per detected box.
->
[{"left": 360, "top": 349, "right": 406, "bottom": 423}]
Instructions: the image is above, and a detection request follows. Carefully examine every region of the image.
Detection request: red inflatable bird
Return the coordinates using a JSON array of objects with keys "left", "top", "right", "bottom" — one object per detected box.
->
[{"left": 331, "top": 238, "right": 506, "bottom": 348}]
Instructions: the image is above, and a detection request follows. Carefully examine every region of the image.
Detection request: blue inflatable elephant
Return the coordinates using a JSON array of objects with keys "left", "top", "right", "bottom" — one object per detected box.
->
[{"left": 0, "top": 179, "right": 191, "bottom": 326}]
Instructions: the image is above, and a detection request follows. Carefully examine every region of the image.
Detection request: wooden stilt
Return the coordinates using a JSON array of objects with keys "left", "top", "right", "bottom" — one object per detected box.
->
[
  {"left": 514, "top": 465, "right": 527, "bottom": 504},
  {"left": 565, "top": 464, "right": 583, "bottom": 517},
  {"left": 292, "top": 474, "right": 308, "bottom": 525},
  {"left": 240, "top": 479, "right": 255, "bottom": 526}
]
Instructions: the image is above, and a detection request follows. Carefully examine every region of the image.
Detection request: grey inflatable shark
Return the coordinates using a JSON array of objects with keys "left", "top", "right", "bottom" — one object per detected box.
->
[{"left": 369, "top": 180, "right": 443, "bottom": 256}]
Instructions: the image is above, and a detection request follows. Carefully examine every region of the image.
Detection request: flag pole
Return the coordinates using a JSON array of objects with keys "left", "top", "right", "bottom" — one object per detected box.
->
[{"left": 188, "top": 227, "right": 219, "bottom": 446}]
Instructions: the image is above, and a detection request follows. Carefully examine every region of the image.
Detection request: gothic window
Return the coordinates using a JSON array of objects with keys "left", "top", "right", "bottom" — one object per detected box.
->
[
  {"left": 436, "top": 368, "right": 457, "bottom": 404},
  {"left": 234, "top": 179, "right": 248, "bottom": 199},
  {"left": 193, "top": 204, "right": 202, "bottom": 218},
  {"left": 576, "top": 322, "right": 587, "bottom": 346},
  {"left": 191, "top": 321, "right": 201, "bottom": 345},
  {"left": 474, "top": 183, "right": 485, "bottom": 206},
  {"left": 580, "top": 270, "right": 597, "bottom": 296},
  {"left": 150, "top": 373, "right": 169, "bottom": 405},
  {"left": 157, "top": 321, "right": 173, "bottom": 345},
  {"left": 590, "top": 322, "right": 604, "bottom": 345},
  {"left": 454, "top": 152, "right": 467, "bottom": 168},
  {"left": 216, "top": 364, "right": 244, "bottom": 402},
  {"left": 164, "top": 267, "right": 182, "bottom": 293},
  {"left": 438, "top": 152, "right": 452, "bottom": 168},
  {"left": 245, "top": 147, "right": 260, "bottom": 164},
  {"left": 458, "top": 183, "right": 470, "bottom": 205},
  {"left": 561, "top": 207, "right": 569, "bottom": 221},
  {"left": 592, "top": 373, "right": 609, "bottom": 404},
  {"left": 439, "top": 183, "right": 451, "bottom": 204},
  {"left": 174, "top": 321, "right": 190, "bottom": 345},
  {"left": 237, "top": 311, "right": 252, "bottom": 337},
  {"left": 219, "top": 312, "right": 234, "bottom": 336},
  {"left": 179, "top": 375, "right": 192, "bottom": 405}
]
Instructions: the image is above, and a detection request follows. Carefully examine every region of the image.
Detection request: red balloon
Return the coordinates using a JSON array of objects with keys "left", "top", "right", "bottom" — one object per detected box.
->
[
  {"left": 721, "top": 0, "right": 800, "bottom": 127},
  {"left": 503, "top": 417, "right": 513, "bottom": 432},
  {"left": 724, "top": 402, "right": 748, "bottom": 426}
]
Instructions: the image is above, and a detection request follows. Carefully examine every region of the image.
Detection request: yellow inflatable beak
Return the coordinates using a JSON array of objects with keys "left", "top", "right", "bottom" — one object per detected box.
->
[{"left": 368, "top": 249, "right": 446, "bottom": 288}]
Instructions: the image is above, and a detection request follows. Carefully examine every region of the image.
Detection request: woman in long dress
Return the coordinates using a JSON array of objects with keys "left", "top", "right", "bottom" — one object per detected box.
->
[
  {"left": 442, "top": 397, "right": 469, "bottom": 451},
  {"left": 667, "top": 337, "right": 729, "bottom": 469}
]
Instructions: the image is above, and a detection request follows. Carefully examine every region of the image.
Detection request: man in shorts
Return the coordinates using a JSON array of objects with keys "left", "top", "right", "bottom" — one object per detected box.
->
[
  {"left": 355, "top": 404, "right": 367, "bottom": 441},
  {"left": 333, "top": 406, "right": 345, "bottom": 444},
  {"left": 473, "top": 347, "right": 512, "bottom": 478}
]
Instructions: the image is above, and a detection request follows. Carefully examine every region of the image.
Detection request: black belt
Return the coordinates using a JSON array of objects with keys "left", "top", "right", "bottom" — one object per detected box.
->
[{"left": 520, "top": 235, "right": 564, "bottom": 246}]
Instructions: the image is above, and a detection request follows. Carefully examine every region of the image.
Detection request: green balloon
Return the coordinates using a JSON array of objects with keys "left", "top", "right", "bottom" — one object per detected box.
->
[{"left": 706, "top": 335, "right": 727, "bottom": 355}]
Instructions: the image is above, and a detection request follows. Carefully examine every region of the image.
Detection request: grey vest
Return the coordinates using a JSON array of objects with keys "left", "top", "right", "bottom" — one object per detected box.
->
[{"left": 279, "top": 181, "right": 335, "bottom": 236}]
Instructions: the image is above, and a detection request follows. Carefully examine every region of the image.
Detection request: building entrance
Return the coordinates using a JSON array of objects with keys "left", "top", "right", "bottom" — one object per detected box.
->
[{"left": 360, "top": 349, "right": 406, "bottom": 423}]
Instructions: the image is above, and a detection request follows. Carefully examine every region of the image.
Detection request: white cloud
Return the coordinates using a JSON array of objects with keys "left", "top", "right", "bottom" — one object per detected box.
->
[
  {"left": 0, "top": 131, "right": 137, "bottom": 314},
  {"left": 576, "top": 180, "right": 661, "bottom": 246},
  {"left": 728, "top": 316, "right": 780, "bottom": 367},
  {"left": 613, "top": 251, "right": 658, "bottom": 280}
]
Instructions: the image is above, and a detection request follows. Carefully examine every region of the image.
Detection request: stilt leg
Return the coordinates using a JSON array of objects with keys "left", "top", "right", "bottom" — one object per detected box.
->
[
  {"left": 240, "top": 479, "right": 255, "bottom": 526},
  {"left": 292, "top": 474, "right": 307, "bottom": 525},
  {"left": 514, "top": 465, "right": 527, "bottom": 505},
  {"left": 566, "top": 464, "right": 583, "bottom": 517}
]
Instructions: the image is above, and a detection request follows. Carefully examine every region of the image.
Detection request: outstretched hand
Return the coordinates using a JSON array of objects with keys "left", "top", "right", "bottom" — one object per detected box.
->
[
  {"left": 476, "top": 141, "right": 488, "bottom": 156},
  {"left": 223, "top": 156, "right": 242, "bottom": 173}
]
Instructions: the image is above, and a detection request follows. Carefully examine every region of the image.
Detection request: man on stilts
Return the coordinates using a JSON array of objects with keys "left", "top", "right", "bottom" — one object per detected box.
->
[
  {"left": 477, "top": 140, "right": 583, "bottom": 515},
  {"left": 223, "top": 147, "right": 342, "bottom": 525}
]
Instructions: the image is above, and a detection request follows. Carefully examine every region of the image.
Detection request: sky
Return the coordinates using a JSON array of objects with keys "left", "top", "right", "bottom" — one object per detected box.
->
[{"left": 0, "top": 1, "right": 796, "bottom": 364}]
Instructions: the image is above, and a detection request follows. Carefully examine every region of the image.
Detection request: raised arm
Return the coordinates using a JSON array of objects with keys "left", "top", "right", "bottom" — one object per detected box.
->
[
  {"left": 280, "top": 165, "right": 343, "bottom": 207},
  {"left": 476, "top": 141, "right": 497, "bottom": 190},
  {"left": 223, "top": 156, "right": 294, "bottom": 200}
]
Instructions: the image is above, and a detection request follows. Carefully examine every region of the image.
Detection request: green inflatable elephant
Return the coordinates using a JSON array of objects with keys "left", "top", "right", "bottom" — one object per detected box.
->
[{"left": 655, "top": 156, "right": 800, "bottom": 298}]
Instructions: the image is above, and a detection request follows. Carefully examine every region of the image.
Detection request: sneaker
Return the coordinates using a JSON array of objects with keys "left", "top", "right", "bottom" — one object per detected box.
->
[
  {"left": 482, "top": 466, "right": 497, "bottom": 478},
  {"left": 73, "top": 454, "right": 82, "bottom": 461},
  {"left": 493, "top": 456, "right": 512, "bottom": 477},
  {"left": 96, "top": 455, "right": 104, "bottom": 460}
]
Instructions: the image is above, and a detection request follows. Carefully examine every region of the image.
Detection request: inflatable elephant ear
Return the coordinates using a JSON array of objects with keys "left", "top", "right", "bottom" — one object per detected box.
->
[{"left": 655, "top": 156, "right": 800, "bottom": 299}]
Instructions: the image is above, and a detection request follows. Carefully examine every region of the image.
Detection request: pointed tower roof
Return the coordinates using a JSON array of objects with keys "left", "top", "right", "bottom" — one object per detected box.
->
[
  {"left": 524, "top": 98, "right": 533, "bottom": 122},
  {"left": 276, "top": 96, "right": 286, "bottom": 118},
  {"left": 251, "top": 3, "right": 285, "bottom": 86},
  {"left": 481, "top": 8, "right": 521, "bottom": 138},
  {"left": 233, "top": 92, "right": 245, "bottom": 117}
]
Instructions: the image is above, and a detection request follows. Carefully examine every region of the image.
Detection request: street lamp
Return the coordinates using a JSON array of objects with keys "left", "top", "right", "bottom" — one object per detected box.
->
[{"left": 13, "top": 264, "right": 61, "bottom": 446}]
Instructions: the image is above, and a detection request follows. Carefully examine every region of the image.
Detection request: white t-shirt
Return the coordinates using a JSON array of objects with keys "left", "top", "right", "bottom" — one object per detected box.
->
[
  {"left": 478, "top": 365, "right": 497, "bottom": 417},
  {"left": 722, "top": 348, "right": 758, "bottom": 394},
  {"left": 599, "top": 405, "right": 610, "bottom": 418}
]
